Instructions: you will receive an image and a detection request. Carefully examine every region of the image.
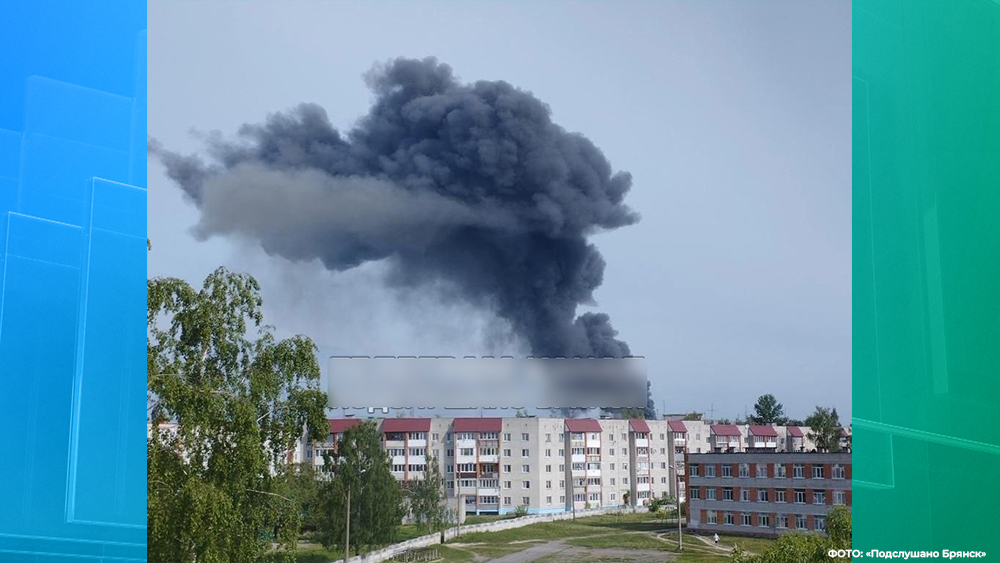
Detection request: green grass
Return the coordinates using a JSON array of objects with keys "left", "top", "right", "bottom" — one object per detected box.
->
[
  {"left": 463, "top": 513, "right": 518, "bottom": 525},
  {"left": 713, "top": 533, "right": 775, "bottom": 554},
  {"left": 565, "top": 533, "right": 671, "bottom": 551}
]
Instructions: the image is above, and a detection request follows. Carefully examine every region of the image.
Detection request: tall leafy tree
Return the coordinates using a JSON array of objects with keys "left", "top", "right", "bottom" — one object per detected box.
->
[
  {"left": 147, "top": 267, "right": 328, "bottom": 563},
  {"left": 408, "top": 456, "right": 447, "bottom": 532},
  {"left": 317, "top": 421, "right": 405, "bottom": 554},
  {"left": 749, "top": 394, "right": 788, "bottom": 425},
  {"left": 805, "top": 406, "right": 842, "bottom": 452}
]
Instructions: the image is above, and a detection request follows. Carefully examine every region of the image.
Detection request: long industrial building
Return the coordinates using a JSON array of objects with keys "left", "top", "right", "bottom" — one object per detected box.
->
[
  {"left": 685, "top": 451, "right": 853, "bottom": 536},
  {"left": 292, "top": 416, "right": 835, "bottom": 517}
]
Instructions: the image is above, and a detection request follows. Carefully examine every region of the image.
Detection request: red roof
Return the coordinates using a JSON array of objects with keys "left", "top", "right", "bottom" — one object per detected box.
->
[
  {"left": 329, "top": 418, "right": 361, "bottom": 434},
  {"left": 668, "top": 420, "right": 688, "bottom": 433},
  {"left": 749, "top": 425, "right": 778, "bottom": 437},
  {"left": 565, "top": 419, "right": 603, "bottom": 433},
  {"left": 381, "top": 418, "right": 431, "bottom": 433},
  {"left": 710, "top": 424, "right": 741, "bottom": 436},
  {"left": 453, "top": 418, "right": 502, "bottom": 433},
  {"left": 629, "top": 419, "right": 651, "bottom": 433},
  {"left": 787, "top": 426, "right": 804, "bottom": 437}
]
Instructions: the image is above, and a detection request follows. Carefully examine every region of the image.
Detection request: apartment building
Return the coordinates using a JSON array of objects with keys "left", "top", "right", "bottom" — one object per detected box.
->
[
  {"left": 685, "top": 451, "right": 852, "bottom": 537},
  {"left": 297, "top": 416, "right": 838, "bottom": 517}
]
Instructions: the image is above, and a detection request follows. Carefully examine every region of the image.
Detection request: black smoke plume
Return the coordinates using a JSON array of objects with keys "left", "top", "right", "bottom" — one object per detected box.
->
[{"left": 152, "top": 57, "right": 638, "bottom": 358}]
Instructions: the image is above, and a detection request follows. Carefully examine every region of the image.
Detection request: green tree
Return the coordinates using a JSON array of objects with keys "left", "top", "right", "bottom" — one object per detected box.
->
[
  {"left": 805, "top": 406, "right": 842, "bottom": 452},
  {"left": 409, "top": 456, "right": 447, "bottom": 531},
  {"left": 273, "top": 462, "right": 324, "bottom": 532},
  {"left": 317, "top": 421, "right": 405, "bottom": 554},
  {"left": 749, "top": 394, "right": 788, "bottom": 425},
  {"left": 682, "top": 412, "right": 703, "bottom": 421},
  {"left": 147, "top": 268, "right": 328, "bottom": 563}
]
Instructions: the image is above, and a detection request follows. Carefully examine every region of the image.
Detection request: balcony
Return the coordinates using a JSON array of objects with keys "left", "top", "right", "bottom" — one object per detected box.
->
[
  {"left": 673, "top": 437, "right": 687, "bottom": 446},
  {"left": 634, "top": 438, "right": 649, "bottom": 448}
]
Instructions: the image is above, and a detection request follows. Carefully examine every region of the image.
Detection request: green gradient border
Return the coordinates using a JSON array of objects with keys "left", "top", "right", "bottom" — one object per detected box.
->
[{"left": 854, "top": 0, "right": 1000, "bottom": 555}]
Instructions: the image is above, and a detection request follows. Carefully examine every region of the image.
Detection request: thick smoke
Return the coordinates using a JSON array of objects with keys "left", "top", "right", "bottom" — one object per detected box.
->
[{"left": 153, "top": 57, "right": 638, "bottom": 358}]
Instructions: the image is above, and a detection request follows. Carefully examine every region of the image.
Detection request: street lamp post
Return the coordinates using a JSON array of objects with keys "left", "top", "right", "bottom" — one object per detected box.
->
[
  {"left": 667, "top": 464, "right": 683, "bottom": 551},
  {"left": 344, "top": 463, "right": 367, "bottom": 562}
]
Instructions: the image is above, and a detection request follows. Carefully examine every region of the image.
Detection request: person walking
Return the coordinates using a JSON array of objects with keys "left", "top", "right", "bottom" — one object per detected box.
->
[{"left": 714, "top": 533, "right": 720, "bottom": 546}]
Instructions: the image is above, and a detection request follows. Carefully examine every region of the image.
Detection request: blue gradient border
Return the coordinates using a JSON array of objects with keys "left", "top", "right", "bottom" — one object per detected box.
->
[{"left": 0, "top": 0, "right": 147, "bottom": 561}]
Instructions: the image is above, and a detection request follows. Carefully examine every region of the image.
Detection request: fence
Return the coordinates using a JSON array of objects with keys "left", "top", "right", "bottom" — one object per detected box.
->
[{"left": 329, "top": 506, "right": 634, "bottom": 563}]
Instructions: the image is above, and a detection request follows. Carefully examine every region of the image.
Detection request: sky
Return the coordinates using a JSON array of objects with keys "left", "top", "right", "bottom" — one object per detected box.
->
[{"left": 148, "top": 0, "right": 852, "bottom": 422}]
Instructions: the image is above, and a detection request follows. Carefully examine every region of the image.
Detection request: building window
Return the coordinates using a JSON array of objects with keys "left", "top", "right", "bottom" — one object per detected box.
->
[
  {"left": 722, "top": 465, "right": 732, "bottom": 478},
  {"left": 661, "top": 477, "right": 667, "bottom": 484},
  {"left": 523, "top": 480, "right": 531, "bottom": 489},
  {"left": 503, "top": 448, "right": 512, "bottom": 457},
  {"left": 610, "top": 477, "right": 616, "bottom": 486},
  {"left": 559, "top": 464, "right": 565, "bottom": 472},
  {"left": 660, "top": 433, "right": 665, "bottom": 440},
  {"left": 814, "top": 491, "right": 826, "bottom": 505},
  {"left": 832, "top": 464, "right": 845, "bottom": 479},
  {"left": 460, "top": 448, "right": 474, "bottom": 456},
  {"left": 504, "top": 433, "right": 511, "bottom": 441},
  {"left": 622, "top": 433, "right": 627, "bottom": 441},
  {"left": 559, "top": 449, "right": 565, "bottom": 457},
  {"left": 775, "top": 489, "right": 786, "bottom": 503},
  {"left": 705, "top": 465, "right": 716, "bottom": 478},
  {"left": 813, "top": 465, "right": 825, "bottom": 479},
  {"left": 777, "top": 514, "right": 788, "bottom": 528},
  {"left": 446, "top": 465, "right": 454, "bottom": 474},
  {"left": 546, "top": 496, "right": 552, "bottom": 504},
  {"left": 482, "top": 432, "right": 498, "bottom": 440},
  {"left": 446, "top": 432, "right": 452, "bottom": 443},
  {"left": 523, "top": 496, "right": 531, "bottom": 505},
  {"left": 722, "top": 487, "right": 732, "bottom": 501},
  {"left": 559, "top": 495, "right": 565, "bottom": 503},
  {"left": 794, "top": 489, "right": 806, "bottom": 504},
  {"left": 661, "top": 462, "right": 667, "bottom": 469},
  {"left": 545, "top": 464, "right": 552, "bottom": 472},
  {"left": 834, "top": 491, "right": 846, "bottom": 505},
  {"left": 610, "top": 493, "right": 616, "bottom": 501},
  {"left": 504, "top": 496, "right": 511, "bottom": 505},
  {"left": 522, "top": 464, "right": 530, "bottom": 473},
  {"left": 796, "top": 514, "right": 807, "bottom": 529},
  {"left": 522, "top": 433, "right": 530, "bottom": 441},
  {"left": 707, "top": 488, "right": 718, "bottom": 501},
  {"left": 446, "top": 449, "right": 454, "bottom": 457},
  {"left": 757, "top": 489, "right": 767, "bottom": 502},
  {"left": 740, "top": 489, "right": 749, "bottom": 502},
  {"left": 739, "top": 463, "right": 749, "bottom": 478},
  {"left": 503, "top": 464, "right": 512, "bottom": 473},
  {"left": 759, "top": 514, "right": 770, "bottom": 528},
  {"left": 559, "top": 480, "right": 564, "bottom": 488},
  {"left": 741, "top": 513, "right": 751, "bottom": 526},
  {"left": 545, "top": 480, "right": 552, "bottom": 489},
  {"left": 411, "top": 432, "right": 426, "bottom": 440},
  {"left": 724, "top": 512, "right": 735, "bottom": 525},
  {"left": 522, "top": 449, "right": 530, "bottom": 457},
  {"left": 689, "top": 464, "right": 699, "bottom": 476},
  {"left": 610, "top": 463, "right": 615, "bottom": 470},
  {"left": 458, "top": 463, "right": 475, "bottom": 472},
  {"left": 776, "top": 464, "right": 787, "bottom": 478},
  {"left": 546, "top": 433, "right": 552, "bottom": 442},
  {"left": 708, "top": 511, "right": 718, "bottom": 524},
  {"left": 793, "top": 464, "right": 804, "bottom": 479},
  {"left": 815, "top": 516, "right": 826, "bottom": 531},
  {"left": 545, "top": 449, "right": 551, "bottom": 457},
  {"left": 690, "top": 487, "right": 700, "bottom": 500},
  {"left": 757, "top": 465, "right": 768, "bottom": 478}
]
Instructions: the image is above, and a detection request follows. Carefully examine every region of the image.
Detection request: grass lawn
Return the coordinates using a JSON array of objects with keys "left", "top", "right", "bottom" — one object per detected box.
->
[
  {"left": 712, "top": 533, "right": 775, "bottom": 554},
  {"left": 565, "top": 533, "right": 672, "bottom": 551},
  {"left": 464, "top": 514, "right": 518, "bottom": 525}
]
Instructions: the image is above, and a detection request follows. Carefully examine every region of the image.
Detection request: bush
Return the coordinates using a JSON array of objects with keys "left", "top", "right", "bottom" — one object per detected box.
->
[{"left": 514, "top": 505, "right": 529, "bottom": 517}]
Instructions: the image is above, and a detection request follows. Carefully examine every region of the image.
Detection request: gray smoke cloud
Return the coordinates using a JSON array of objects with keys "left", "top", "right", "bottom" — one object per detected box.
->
[{"left": 152, "top": 57, "right": 639, "bottom": 358}]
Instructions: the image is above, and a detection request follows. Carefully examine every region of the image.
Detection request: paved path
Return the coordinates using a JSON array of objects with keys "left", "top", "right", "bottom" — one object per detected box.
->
[
  {"left": 484, "top": 540, "right": 571, "bottom": 563},
  {"left": 688, "top": 533, "right": 734, "bottom": 553}
]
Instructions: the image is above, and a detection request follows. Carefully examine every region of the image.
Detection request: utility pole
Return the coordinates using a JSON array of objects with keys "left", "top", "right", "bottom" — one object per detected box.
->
[
  {"left": 676, "top": 470, "right": 682, "bottom": 551},
  {"left": 344, "top": 486, "right": 351, "bottom": 563}
]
